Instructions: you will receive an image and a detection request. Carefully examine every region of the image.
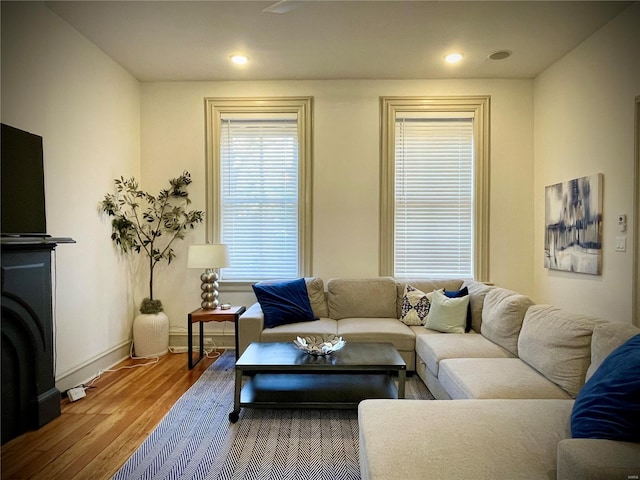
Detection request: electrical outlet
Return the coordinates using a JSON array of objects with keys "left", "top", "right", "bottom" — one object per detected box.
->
[
  {"left": 67, "top": 387, "right": 86, "bottom": 402},
  {"left": 204, "top": 338, "right": 214, "bottom": 346}
]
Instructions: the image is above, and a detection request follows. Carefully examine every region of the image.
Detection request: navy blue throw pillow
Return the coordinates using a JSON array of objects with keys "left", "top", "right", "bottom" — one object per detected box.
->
[
  {"left": 252, "top": 278, "right": 317, "bottom": 329},
  {"left": 444, "top": 287, "right": 472, "bottom": 332},
  {"left": 570, "top": 334, "right": 640, "bottom": 442}
]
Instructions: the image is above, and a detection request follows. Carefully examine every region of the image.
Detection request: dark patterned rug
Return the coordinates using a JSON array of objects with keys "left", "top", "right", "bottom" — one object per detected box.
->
[{"left": 112, "top": 350, "right": 433, "bottom": 480}]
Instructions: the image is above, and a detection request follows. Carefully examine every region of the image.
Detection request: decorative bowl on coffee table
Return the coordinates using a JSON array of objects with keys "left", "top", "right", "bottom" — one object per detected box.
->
[{"left": 293, "top": 335, "right": 346, "bottom": 356}]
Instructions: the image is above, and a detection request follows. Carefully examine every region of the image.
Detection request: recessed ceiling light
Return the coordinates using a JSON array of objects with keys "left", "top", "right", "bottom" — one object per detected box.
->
[
  {"left": 230, "top": 54, "right": 248, "bottom": 65},
  {"left": 489, "top": 50, "right": 512, "bottom": 61},
  {"left": 444, "top": 52, "right": 464, "bottom": 64}
]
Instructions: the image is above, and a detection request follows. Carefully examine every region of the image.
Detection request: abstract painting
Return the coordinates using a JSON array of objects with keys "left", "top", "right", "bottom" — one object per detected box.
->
[{"left": 544, "top": 174, "right": 603, "bottom": 275}]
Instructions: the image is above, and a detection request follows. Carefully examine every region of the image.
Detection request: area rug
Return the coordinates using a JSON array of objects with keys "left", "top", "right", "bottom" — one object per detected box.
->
[{"left": 112, "top": 350, "right": 433, "bottom": 480}]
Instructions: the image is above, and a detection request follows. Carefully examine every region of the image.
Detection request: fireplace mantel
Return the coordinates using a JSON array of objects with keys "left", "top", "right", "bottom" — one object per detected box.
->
[{"left": 1, "top": 236, "right": 75, "bottom": 246}]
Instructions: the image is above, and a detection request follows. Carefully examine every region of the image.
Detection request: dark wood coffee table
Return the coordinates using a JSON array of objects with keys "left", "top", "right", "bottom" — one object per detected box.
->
[{"left": 229, "top": 341, "right": 406, "bottom": 422}]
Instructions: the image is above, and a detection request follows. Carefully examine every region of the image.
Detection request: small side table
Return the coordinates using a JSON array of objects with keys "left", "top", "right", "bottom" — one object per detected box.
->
[{"left": 188, "top": 306, "right": 246, "bottom": 369}]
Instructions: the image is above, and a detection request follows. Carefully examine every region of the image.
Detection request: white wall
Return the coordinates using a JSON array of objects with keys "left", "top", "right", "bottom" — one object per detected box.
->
[
  {"left": 533, "top": 3, "right": 640, "bottom": 323},
  {"left": 7, "top": 1, "right": 635, "bottom": 379},
  {"left": 1, "top": 2, "right": 141, "bottom": 389},
  {"left": 21, "top": 0, "right": 637, "bottom": 372},
  {"left": 140, "top": 79, "right": 535, "bottom": 339},
  {"left": 1, "top": 2, "right": 535, "bottom": 381}
]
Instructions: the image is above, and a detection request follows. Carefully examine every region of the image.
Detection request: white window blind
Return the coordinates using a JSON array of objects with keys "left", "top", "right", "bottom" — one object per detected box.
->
[
  {"left": 394, "top": 113, "right": 474, "bottom": 278},
  {"left": 220, "top": 114, "right": 299, "bottom": 280}
]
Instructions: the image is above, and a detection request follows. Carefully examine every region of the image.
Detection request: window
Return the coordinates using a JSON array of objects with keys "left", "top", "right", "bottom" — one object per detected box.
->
[
  {"left": 205, "top": 97, "right": 313, "bottom": 282},
  {"left": 380, "top": 97, "right": 490, "bottom": 281}
]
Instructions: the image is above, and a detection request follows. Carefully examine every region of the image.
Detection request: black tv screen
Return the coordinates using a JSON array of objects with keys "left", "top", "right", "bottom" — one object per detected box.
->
[{"left": 1, "top": 124, "right": 47, "bottom": 235}]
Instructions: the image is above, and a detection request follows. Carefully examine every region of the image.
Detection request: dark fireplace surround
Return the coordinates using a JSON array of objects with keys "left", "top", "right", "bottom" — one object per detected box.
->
[{"left": 1, "top": 238, "right": 73, "bottom": 444}]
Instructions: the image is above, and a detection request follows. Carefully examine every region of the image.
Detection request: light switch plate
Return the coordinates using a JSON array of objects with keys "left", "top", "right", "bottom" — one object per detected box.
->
[{"left": 615, "top": 236, "right": 627, "bottom": 252}]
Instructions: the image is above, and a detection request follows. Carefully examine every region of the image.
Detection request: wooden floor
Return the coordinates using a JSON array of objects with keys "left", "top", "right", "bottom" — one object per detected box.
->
[{"left": 1, "top": 351, "right": 221, "bottom": 480}]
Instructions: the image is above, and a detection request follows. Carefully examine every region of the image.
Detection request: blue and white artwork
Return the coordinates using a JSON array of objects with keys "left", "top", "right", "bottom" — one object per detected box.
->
[{"left": 544, "top": 174, "right": 603, "bottom": 275}]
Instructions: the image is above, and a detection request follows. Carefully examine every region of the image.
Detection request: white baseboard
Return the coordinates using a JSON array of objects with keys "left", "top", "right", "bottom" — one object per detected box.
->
[
  {"left": 55, "top": 340, "right": 132, "bottom": 393},
  {"left": 55, "top": 333, "right": 235, "bottom": 394}
]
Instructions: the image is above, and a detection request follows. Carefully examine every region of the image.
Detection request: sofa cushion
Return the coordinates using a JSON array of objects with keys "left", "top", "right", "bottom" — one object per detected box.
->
[
  {"left": 395, "top": 279, "right": 463, "bottom": 318},
  {"left": 328, "top": 277, "right": 396, "bottom": 320},
  {"left": 359, "top": 399, "right": 574, "bottom": 480},
  {"left": 399, "top": 284, "right": 432, "bottom": 326},
  {"left": 424, "top": 289, "right": 469, "bottom": 334},
  {"left": 519, "top": 305, "right": 598, "bottom": 398},
  {"left": 304, "top": 277, "right": 329, "bottom": 318},
  {"left": 439, "top": 358, "right": 572, "bottom": 399},
  {"left": 415, "top": 332, "right": 513, "bottom": 377},
  {"left": 557, "top": 439, "right": 640, "bottom": 480},
  {"left": 260, "top": 318, "right": 338, "bottom": 342},
  {"left": 408, "top": 325, "right": 442, "bottom": 336},
  {"left": 586, "top": 321, "right": 640, "bottom": 382},
  {"left": 253, "top": 278, "right": 317, "bottom": 328},
  {"left": 337, "top": 317, "right": 415, "bottom": 352},
  {"left": 481, "top": 287, "right": 534, "bottom": 356},
  {"left": 463, "top": 280, "right": 495, "bottom": 333},
  {"left": 570, "top": 334, "right": 640, "bottom": 442}
]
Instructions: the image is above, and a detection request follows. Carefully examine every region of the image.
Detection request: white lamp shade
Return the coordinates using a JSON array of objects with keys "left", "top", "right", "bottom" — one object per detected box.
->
[{"left": 187, "top": 244, "right": 230, "bottom": 269}]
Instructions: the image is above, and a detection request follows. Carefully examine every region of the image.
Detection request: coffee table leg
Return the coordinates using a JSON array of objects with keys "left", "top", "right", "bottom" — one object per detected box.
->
[
  {"left": 229, "top": 367, "right": 243, "bottom": 423},
  {"left": 398, "top": 369, "right": 406, "bottom": 399}
]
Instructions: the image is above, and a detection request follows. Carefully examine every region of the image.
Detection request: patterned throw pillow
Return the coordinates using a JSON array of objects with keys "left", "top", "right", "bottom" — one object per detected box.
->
[{"left": 400, "top": 284, "right": 435, "bottom": 326}]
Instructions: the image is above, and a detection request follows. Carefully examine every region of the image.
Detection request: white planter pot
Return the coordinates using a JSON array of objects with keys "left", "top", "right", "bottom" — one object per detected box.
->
[{"left": 133, "top": 312, "right": 169, "bottom": 357}]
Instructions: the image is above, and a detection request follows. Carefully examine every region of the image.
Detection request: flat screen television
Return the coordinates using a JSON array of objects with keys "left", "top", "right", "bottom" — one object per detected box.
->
[{"left": 1, "top": 123, "right": 47, "bottom": 236}]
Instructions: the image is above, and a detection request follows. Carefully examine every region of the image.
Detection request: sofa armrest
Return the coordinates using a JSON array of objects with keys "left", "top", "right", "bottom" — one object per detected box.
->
[
  {"left": 237, "top": 302, "right": 264, "bottom": 356},
  {"left": 557, "top": 438, "right": 640, "bottom": 480}
]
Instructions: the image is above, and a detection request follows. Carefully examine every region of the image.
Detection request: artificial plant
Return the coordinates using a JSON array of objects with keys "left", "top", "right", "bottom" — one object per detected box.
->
[{"left": 101, "top": 171, "right": 204, "bottom": 314}]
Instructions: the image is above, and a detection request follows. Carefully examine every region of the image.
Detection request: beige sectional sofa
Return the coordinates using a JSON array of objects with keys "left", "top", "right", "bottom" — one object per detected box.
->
[
  {"left": 237, "top": 276, "right": 640, "bottom": 479},
  {"left": 238, "top": 276, "right": 465, "bottom": 371},
  {"left": 414, "top": 286, "right": 603, "bottom": 401},
  {"left": 360, "top": 284, "right": 640, "bottom": 480}
]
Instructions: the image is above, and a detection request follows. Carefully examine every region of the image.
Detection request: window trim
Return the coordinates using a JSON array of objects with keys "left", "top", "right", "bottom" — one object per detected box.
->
[
  {"left": 379, "top": 96, "right": 490, "bottom": 281},
  {"left": 204, "top": 97, "right": 314, "bottom": 284}
]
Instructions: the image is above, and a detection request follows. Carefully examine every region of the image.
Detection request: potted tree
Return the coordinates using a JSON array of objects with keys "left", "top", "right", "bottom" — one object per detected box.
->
[{"left": 101, "top": 171, "right": 204, "bottom": 357}]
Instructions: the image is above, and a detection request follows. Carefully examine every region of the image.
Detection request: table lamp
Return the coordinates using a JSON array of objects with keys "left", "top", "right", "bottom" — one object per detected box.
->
[{"left": 187, "top": 244, "right": 230, "bottom": 309}]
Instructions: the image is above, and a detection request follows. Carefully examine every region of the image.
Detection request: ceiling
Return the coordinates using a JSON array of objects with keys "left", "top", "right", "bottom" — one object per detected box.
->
[{"left": 45, "top": 1, "right": 632, "bottom": 82}]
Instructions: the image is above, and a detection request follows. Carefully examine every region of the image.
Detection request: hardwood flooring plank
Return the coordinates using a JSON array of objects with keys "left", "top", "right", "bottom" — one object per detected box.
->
[
  {"left": 29, "top": 403, "right": 150, "bottom": 479},
  {"left": 0, "top": 351, "right": 220, "bottom": 480},
  {"left": 74, "top": 408, "right": 167, "bottom": 480},
  {"left": 3, "top": 414, "right": 110, "bottom": 480},
  {"left": 32, "top": 373, "right": 194, "bottom": 479},
  {"left": 33, "top": 413, "right": 100, "bottom": 452}
]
